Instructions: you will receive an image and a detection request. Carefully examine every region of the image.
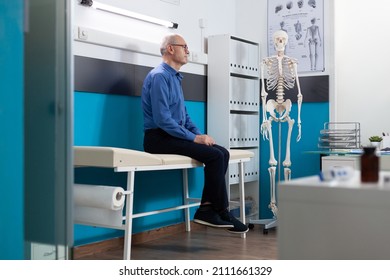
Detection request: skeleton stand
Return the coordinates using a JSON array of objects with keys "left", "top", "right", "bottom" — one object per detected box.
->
[{"left": 249, "top": 30, "right": 302, "bottom": 234}]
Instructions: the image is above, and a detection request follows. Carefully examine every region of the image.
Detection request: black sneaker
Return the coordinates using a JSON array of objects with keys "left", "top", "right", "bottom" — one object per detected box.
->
[
  {"left": 193, "top": 205, "right": 234, "bottom": 228},
  {"left": 219, "top": 210, "right": 249, "bottom": 234}
]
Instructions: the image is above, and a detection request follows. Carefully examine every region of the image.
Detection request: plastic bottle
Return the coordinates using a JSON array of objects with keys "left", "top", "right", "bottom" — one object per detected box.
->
[{"left": 360, "top": 146, "right": 379, "bottom": 182}]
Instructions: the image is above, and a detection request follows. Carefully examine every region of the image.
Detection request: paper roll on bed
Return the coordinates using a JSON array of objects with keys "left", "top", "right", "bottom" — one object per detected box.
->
[{"left": 74, "top": 184, "right": 125, "bottom": 228}]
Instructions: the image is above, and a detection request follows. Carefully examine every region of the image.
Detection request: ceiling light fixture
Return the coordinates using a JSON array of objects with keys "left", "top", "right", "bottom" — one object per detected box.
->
[{"left": 79, "top": 0, "right": 178, "bottom": 29}]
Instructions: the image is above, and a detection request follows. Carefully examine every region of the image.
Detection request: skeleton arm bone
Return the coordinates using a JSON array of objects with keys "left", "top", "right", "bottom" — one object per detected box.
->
[
  {"left": 260, "top": 60, "right": 270, "bottom": 139},
  {"left": 260, "top": 60, "right": 268, "bottom": 121},
  {"left": 293, "top": 62, "right": 303, "bottom": 142}
]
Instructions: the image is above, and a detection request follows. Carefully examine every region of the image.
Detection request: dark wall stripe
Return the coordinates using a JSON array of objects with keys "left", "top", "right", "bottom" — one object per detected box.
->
[
  {"left": 74, "top": 55, "right": 328, "bottom": 103},
  {"left": 263, "top": 75, "right": 329, "bottom": 103},
  {"left": 74, "top": 55, "right": 207, "bottom": 102}
]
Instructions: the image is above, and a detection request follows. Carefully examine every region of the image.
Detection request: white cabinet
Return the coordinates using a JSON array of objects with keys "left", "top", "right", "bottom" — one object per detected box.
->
[
  {"left": 207, "top": 34, "right": 260, "bottom": 218},
  {"left": 278, "top": 172, "right": 390, "bottom": 259},
  {"left": 321, "top": 154, "right": 390, "bottom": 171},
  {"left": 321, "top": 155, "right": 360, "bottom": 171}
]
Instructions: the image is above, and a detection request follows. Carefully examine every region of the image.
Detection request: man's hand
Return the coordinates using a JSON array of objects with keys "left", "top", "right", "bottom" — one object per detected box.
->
[{"left": 194, "top": 134, "right": 216, "bottom": 146}]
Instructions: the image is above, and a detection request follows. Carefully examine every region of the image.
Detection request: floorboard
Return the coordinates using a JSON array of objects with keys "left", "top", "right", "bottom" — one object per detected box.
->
[{"left": 73, "top": 225, "right": 277, "bottom": 260}]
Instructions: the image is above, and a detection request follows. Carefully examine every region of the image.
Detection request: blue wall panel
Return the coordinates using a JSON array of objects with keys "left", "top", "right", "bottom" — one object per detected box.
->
[{"left": 0, "top": 1, "right": 24, "bottom": 260}]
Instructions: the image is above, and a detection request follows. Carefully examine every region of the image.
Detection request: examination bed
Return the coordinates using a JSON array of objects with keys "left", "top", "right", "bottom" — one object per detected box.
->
[{"left": 73, "top": 146, "right": 254, "bottom": 260}]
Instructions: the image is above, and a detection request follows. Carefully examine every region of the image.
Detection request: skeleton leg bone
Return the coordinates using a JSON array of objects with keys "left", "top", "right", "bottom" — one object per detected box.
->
[
  {"left": 282, "top": 115, "right": 294, "bottom": 169},
  {"left": 284, "top": 168, "right": 291, "bottom": 181},
  {"left": 266, "top": 118, "right": 278, "bottom": 167},
  {"left": 268, "top": 166, "right": 278, "bottom": 217}
]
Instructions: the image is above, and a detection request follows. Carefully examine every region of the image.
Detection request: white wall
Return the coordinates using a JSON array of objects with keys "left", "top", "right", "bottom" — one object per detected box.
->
[
  {"left": 74, "top": 0, "right": 237, "bottom": 48},
  {"left": 334, "top": 0, "right": 390, "bottom": 145},
  {"left": 73, "top": 0, "right": 237, "bottom": 75},
  {"left": 235, "top": 0, "right": 267, "bottom": 60}
]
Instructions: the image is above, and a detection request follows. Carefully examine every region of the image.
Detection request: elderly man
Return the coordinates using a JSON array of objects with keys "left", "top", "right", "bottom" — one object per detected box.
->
[{"left": 141, "top": 33, "right": 248, "bottom": 234}]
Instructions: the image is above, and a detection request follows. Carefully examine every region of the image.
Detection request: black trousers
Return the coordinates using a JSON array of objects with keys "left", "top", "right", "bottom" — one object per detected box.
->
[{"left": 144, "top": 128, "right": 230, "bottom": 211}]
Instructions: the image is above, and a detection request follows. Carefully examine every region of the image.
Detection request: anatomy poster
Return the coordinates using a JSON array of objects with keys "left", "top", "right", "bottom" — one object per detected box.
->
[{"left": 267, "top": 0, "right": 324, "bottom": 72}]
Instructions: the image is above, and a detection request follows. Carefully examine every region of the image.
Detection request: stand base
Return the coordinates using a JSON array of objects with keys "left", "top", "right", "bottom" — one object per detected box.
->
[{"left": 249, "top": 218, "right": 277, "bottom": 234}]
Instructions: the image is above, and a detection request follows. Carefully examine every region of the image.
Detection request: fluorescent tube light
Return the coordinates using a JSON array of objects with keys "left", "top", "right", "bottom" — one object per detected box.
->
[{"left": 80, "top": 0, "right": 178, "bottom": 29}]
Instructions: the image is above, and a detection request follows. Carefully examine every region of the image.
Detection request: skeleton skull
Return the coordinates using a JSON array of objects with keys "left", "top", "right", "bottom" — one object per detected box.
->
[{"left": 273, "top": 30, "right": 288, "bottom": 52}]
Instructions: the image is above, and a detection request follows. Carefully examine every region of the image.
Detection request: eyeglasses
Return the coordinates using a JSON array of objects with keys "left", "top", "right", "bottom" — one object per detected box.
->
[{"left": 170, "top": 44, "right": 189, "bottom": 51}]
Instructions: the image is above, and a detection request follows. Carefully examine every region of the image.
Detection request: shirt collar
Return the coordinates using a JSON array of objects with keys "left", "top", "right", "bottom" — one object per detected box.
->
[{"left": 162, "top": 62, "right": 183, "bottom": 81}]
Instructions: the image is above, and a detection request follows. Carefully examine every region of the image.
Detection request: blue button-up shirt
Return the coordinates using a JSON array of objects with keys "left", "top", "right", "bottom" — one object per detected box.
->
[{"left": 141, "top": 62, "right": 201, "bottom": 141}]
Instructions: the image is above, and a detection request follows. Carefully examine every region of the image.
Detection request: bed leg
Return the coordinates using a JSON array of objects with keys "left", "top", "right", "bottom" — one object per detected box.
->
[
  {"left": 238, "top": 161, "right": 246, "bottom": 239},
  {"left": 123, "top": 170, "right": 135, "bottom": 260},
  {"left": 182, "top": 169, "right": 191, "bottom": 232}
]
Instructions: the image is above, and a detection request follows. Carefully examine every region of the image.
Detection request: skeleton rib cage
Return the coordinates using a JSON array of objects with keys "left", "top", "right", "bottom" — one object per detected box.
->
[{"left": 264, "top": 56, "right": 297, "bottom": 93}]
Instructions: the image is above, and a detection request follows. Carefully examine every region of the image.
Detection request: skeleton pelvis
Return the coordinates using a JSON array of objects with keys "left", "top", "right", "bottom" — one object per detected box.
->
[{"left": 266, "top": 99, "right": 292, "bottom": 119}]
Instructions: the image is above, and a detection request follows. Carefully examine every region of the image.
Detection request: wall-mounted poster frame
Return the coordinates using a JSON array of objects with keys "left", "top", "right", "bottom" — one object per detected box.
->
[{"left": 267, "top": 0, "right": 324, "bottom": 73}]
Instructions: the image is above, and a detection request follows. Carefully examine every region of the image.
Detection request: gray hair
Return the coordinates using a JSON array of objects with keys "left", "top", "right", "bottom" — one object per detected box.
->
[{"left": 160, "top": 33, "right": 180, "bottom": 56}]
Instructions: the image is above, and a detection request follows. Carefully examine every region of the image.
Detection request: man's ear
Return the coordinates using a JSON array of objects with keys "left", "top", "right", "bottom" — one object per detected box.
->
[{"left": 167, "top": 45, "right": 174, "bottom": 54}]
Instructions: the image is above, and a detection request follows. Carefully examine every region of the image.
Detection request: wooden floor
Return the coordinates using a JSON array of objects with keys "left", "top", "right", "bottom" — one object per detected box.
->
[{"left": 73, "top": 225, "right": 278, "bottom": 260}]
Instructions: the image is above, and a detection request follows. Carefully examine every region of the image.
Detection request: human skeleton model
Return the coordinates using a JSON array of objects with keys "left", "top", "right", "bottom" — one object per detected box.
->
[{"left": 261, "top": 30, "right": 302, "bottom": 218}]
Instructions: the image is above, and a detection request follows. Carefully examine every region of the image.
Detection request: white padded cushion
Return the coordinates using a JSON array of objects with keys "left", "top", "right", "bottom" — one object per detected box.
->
[
  {"left": 155, "top": 154, "right": 202, "bottom": 166},
  {"left": 229, "top": 149, "right": 254, "bottom": 160},
  {"left": 74, "top": 146, "right": 253, "bottom": 168},
  {"left": 74, "top": 146, "right": 163, "bottom": 167}
]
